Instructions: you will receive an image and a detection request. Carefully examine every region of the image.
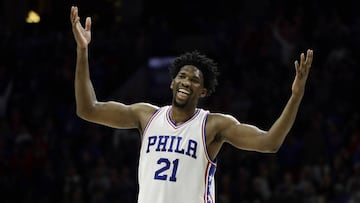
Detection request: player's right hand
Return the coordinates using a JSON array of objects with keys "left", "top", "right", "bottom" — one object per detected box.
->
[{"left": 70, "top": 6, "right": 91, "bottom": 49}]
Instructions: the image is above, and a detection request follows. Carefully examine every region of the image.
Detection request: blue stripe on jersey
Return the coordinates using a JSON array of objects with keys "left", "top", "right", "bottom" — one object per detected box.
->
[{"left": 206, "top": 163, "right": 216, "bottom": 203}]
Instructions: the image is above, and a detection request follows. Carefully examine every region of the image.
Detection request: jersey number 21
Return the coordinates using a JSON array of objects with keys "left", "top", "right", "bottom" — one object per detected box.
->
[{"left": 154, "top": 158, "right": 179, "bottom": 182}]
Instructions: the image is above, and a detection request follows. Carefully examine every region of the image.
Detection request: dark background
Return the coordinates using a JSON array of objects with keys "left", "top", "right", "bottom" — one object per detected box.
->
[{"left": 1, "top": 0, "right": 360, "bottom": 202}]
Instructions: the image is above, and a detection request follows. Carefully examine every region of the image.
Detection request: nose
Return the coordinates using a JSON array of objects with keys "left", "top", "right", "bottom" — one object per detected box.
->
[{"left": 180, "top": 78, "right": 191, "bottom": 87}]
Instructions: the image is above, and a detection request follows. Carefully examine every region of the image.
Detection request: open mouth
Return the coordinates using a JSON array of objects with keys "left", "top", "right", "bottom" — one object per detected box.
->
[{"left": 176, "top": 88, "right": 190, "bottom": 99}]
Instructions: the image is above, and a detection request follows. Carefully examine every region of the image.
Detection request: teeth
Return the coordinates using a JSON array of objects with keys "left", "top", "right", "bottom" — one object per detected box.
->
[{"left": 178, "top": 89, "right": 190, "bottom": 94}]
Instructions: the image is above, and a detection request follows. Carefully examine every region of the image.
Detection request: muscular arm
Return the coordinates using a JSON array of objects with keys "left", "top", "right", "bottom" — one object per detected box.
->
[
  {"left": 71, "top": 6, "right": 157, "bottom": 130},
  {"left": 216, "top": 95, "right": 302, "bottom": 153},
  {"left": 208, "top": 50, "right": 313, "bottom": 156}
]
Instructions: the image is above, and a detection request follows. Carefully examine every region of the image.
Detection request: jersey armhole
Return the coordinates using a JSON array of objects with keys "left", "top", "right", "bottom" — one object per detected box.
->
[
  {"left": 142, "top": 107, "right": 162, "bottom": 138},
  {"left": 202, "top": 112, "right": 217, "bottom": 165}
]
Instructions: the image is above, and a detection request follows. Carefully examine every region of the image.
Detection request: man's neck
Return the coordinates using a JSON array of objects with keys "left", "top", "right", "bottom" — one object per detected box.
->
[{"left": 170, "top": 105, "right": 197, "bottom": 124}]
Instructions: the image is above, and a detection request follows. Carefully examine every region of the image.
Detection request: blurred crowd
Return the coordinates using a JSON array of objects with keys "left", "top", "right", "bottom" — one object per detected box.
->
[{"left": 1, "top": 0, "right": 360, "bottom": 202}]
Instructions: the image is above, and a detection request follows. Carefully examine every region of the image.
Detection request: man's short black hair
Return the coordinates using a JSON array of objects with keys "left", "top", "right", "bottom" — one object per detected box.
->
[{"left": 169, "top": 50, "right": 219, "bottom": 96}]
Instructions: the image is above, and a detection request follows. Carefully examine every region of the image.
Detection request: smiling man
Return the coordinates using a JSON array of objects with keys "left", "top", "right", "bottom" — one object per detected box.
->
[{"left": 70, "top": 6, "right": 313, "bottom": 203}]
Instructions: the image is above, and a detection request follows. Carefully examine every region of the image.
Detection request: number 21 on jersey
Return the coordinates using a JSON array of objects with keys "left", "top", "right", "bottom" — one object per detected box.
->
[{"left": 154, "top": 158, "right": 179, "bottom": 182}]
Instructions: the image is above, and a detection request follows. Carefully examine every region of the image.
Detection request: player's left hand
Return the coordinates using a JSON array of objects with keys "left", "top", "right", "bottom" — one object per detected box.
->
[{"left": 292, "top": 49, "right": 313, "bottom": 98}]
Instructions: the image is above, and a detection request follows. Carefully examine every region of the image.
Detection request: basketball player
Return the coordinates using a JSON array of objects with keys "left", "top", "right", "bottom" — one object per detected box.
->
[{"left": 70, "top": 6, "right": 313, "bottom": 203}]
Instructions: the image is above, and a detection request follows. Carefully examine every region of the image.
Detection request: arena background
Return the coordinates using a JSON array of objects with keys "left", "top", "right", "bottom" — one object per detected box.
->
[{"left": 1, "top": 0, "right": 360, "bottom": 202}]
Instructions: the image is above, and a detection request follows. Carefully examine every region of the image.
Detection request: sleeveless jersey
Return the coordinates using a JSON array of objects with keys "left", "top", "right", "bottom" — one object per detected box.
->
[{"left": 137, "top": 105, "right": 217, "bottom": 203}]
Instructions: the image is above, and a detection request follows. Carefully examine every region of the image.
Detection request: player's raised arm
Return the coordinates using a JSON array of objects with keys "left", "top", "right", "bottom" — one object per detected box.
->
[
  {"left": 260, "top": 49, "right": 313, "bottom": 148},
  {"left": 70, "top": 6, "right": 157, "bottom": 130},
  {"left": 214, "top": 50, "right": 313, "bottom": 153}
]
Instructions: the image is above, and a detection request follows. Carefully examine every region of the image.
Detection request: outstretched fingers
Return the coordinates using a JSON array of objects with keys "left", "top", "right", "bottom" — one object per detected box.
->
[
  {"left": 295, "top": 49, "right": 313, "bottom": 79},
  {"left": 302, "top": 49, "right": 313, "bottom": 78},
  {"left": 70, "top": 6, "right": 78, "bottom": 25},
  {"left": 85, "top": 17, "right": 92, "bottom": 32},
  {"left": 305, "top": 49, "right": 313, "bottom": 70},
  {"left": 291, "top": 49, "right": 314, "bottom": 97}
]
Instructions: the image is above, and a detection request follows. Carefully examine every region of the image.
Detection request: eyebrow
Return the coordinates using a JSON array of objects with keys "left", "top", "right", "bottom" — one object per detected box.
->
[{"left": 178, "top": 71, "right": 201, "bottom": 79}]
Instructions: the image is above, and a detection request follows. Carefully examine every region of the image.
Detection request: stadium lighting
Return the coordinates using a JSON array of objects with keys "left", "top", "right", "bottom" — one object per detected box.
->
[{"left": 26, "top": 10, "right": 40, "bottom": 23}]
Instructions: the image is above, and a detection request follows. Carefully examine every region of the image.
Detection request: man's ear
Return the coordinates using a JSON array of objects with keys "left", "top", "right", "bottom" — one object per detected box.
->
[
  {"left": 170, "top": 80, "right": 174, "bottom": 89},
  {"left": 200, "top": 88, "right": 208, "bottom": 98}
]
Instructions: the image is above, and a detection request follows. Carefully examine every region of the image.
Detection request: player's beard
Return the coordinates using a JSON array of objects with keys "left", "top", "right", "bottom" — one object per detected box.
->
[{"left": 172, "top": 97, "right": 188, "bottom": 108}]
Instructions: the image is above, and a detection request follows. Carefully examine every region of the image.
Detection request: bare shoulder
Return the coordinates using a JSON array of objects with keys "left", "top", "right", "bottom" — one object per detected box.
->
[
  {"left": 130, "top": 102, "right": 159, "bottom": 130},
  {"left": 204, "top": 112, "right": 241, "bottom": 158},
  {"left": 131, "top": 102, "right": 159, "bottom": 119},
  {"left": 207, "top": 112, "right": 240, "bottom": 129},
  {"left": 205, "top": 112, "right": 240, "bottom": 141},
  {"left": 131, "top": 102, "right": 159, "bottom": 113}
]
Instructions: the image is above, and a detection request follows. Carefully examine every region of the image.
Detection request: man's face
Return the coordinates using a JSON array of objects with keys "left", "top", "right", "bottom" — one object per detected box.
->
[{"left": 170, "top": 65, "right": 207, "bottom": 108}]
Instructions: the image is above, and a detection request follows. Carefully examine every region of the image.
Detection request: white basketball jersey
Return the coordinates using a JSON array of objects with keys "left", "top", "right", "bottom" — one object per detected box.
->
[{"left": 138, "top": 105, "right": 217, "bottom": 203}]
